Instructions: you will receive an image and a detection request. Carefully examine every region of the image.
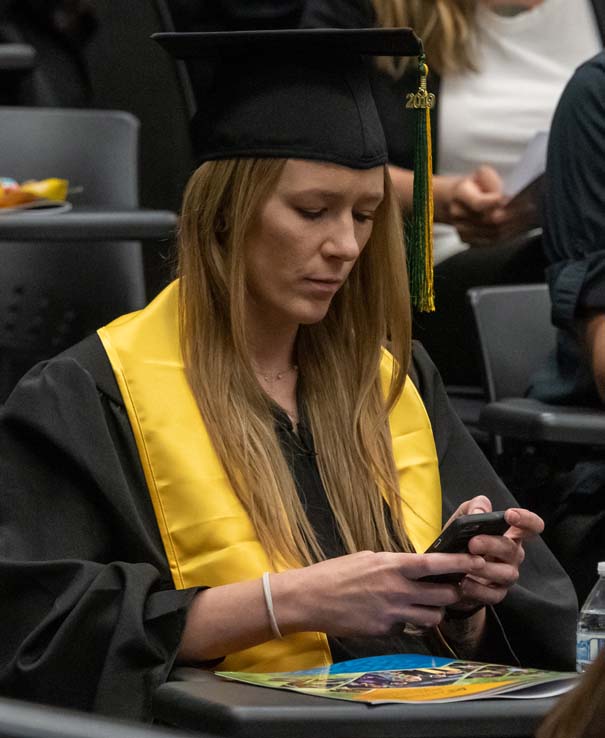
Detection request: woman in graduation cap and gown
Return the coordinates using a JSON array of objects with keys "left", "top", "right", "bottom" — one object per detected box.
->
[{"left": 0, "top": 28, "right": 576, "bottom": 721}]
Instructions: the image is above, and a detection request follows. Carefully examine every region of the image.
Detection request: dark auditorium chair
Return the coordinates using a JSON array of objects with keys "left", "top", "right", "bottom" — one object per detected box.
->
[
  {"left": 0, "top": 107, "right": 150, "bottom": 402},
  {"left": 467, "top": 283, "right": 605, "bottom": 477},
  {"left": 84, "top": 0, "right": 195, "bottom": 214},
  {"left": 420, "top": 229, "right": 546, "bottom": 449},
  {"left": 0, "top": 695, "right": 209, "bottom": 738}
]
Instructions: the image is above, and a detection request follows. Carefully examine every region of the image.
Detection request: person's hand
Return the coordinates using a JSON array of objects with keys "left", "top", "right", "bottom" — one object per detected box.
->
[
  {"left": 436, "top": 165, "right": 541, "bottom": 246},
  {"left": 445, "top": 495, "right": 544, "bottom": 615},
  {"left": 178, "top": 548, "right": 486, "bottom": 663},
  {"left": 435, "top": 165, "right": 505, "bottom": 241},
  {"left": 271, "top": 548, "right": 487, "bottom": 638},
  {"left": 468, "top": 180, "right": 542, "bottom": 246}
]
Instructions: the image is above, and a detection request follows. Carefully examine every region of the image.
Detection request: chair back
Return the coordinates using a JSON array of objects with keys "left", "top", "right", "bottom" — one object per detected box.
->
[
  {"left": 0, "top": 695, "right": 206, "bottom": 738},
  {"left": 467, "top": 284, "right": 557, "bottom": 402},
  {"left": 84, "top": 0, "right": 196, "bottom": 213},
  {"left": 0, "top": 106, "right": 139, "bottom": 205},
  {"left": 0, "top": 106, "right": 146, "bottom": 401}
]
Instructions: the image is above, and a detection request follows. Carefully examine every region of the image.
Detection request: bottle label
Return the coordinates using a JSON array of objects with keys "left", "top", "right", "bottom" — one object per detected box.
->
[{"left": 577, "top": 634, "right": 605, "bottom": 669}]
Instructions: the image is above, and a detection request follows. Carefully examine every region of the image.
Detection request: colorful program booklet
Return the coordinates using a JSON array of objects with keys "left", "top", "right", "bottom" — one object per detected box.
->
[{"left": 217, "top": 654, "right": 579, "bottom": 704}]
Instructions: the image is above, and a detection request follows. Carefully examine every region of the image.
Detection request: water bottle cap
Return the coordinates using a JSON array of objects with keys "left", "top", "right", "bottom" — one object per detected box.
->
[{"left": 599, "top": 562, "right": 605, "bottom": 576}]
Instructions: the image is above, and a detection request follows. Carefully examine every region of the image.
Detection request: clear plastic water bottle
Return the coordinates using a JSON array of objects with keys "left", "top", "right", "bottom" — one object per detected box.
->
[{"left": 577, "top": 562, "right": 605, "bottom": 673}]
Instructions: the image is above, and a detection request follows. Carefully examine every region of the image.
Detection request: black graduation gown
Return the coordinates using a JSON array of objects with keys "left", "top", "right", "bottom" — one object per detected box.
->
[{"left": 0, "top": 337, "right": 577, "bottom": 720}]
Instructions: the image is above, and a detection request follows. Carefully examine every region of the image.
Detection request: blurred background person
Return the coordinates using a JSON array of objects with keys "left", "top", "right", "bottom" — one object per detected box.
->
[
  {"left": 525, "top": 52, "right": 605, "bottom": 605},
  {"left": 536, "top": 648, "right": 605, "bottom": 738},
  {"left": 528, "top": 52, "right": 605, "bottom": 409},
  {"left": 301, "top": 0, "right": 605, "bottom": 387}
]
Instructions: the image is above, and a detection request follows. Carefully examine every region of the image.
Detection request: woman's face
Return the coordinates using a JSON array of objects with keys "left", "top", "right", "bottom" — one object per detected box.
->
[{"left": 243, "top": 159, "right": 384, "bottom": 330}]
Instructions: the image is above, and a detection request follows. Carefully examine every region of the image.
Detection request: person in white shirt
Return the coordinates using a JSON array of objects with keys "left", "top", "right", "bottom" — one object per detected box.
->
[
  {"left": 301, "top": 0, "right": 605, "bottom": 386},
  {"left": 435, "top": 0, "right": 602, "bottom": 262}
]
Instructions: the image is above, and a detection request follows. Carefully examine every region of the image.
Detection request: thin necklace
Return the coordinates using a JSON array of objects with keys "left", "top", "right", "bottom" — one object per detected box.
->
[{"left": 253, "top": 364, "right": 298, "bottom": 384}]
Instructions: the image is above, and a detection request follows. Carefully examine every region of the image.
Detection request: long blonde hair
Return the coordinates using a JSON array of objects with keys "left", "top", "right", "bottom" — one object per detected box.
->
[
  {"left": 372, "top": 0, "right": 479, "bottom": 77},
  {"left": 536, "top": 650, "right": 605, "bottom": 738},
  {"left": 178, "top": 158, "right": 413, "bottom": 567}
]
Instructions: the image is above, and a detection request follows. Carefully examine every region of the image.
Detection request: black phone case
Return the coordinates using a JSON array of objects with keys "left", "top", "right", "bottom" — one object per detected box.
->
[{"left": 420, "top": 512, "right": 508, "bottom": 583}]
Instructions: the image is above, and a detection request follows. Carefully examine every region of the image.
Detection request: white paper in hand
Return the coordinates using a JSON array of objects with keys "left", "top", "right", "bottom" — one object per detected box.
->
[{"left": 502, "top": 131, "right": 549, "bottom": 199}]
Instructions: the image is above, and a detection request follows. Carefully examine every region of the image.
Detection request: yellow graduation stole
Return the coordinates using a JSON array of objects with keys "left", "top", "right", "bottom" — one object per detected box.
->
[{"left": 98, "top": 281, "right": 442, "bottom": 672}]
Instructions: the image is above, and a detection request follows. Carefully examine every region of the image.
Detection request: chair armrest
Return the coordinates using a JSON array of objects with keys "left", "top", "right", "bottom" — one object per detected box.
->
[
  {"left": 480, "top": 397, "right": 605, "bottom": 445},
  {"left": 0, "top": 42, "right": 36, "bottom": 72},
  {"left": 0, "top": 209, "right": 177, "bottom": 241}
]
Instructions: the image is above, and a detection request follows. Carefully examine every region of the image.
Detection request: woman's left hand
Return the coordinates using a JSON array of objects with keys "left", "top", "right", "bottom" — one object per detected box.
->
[
  {"left": 474, "top": 182, "right": 541, "bottom": 245},
  {"left": 446, "top": 496, "right": 544, "bottom": 614}
]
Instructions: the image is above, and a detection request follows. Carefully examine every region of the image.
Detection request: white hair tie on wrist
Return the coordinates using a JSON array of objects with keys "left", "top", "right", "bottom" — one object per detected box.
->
[{"left": 262, "top": 571, "right": 283, "bottom": 640}]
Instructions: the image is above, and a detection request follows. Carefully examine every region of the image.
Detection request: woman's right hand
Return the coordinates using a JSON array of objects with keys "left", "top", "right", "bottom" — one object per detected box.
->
[
  {"left": 178, "top": 550, "right": 486, "bottom": 662},
  {"left": 271, "top": 550, "right": 486, "bottom": 637}
]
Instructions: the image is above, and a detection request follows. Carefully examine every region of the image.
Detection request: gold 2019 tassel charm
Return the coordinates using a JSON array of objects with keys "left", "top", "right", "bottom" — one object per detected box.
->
[{"left": 405, "top": 53, "right": 435, "bottom": 313}]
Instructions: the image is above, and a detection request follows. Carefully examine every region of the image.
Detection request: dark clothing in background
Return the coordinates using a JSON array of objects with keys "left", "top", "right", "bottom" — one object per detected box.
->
[
  {"left": 523, "top": 54, "right": 605, "bottom": 605},
  {"left": 528, "top": 52, "right": 605, "bottom": 407},
  {"left": 0, "top": 336, "right": 576, "bottom": 719},
  {"left": 0, "top": 0, "right": 11, "bottom": 22},
  {"left": 167, "top": 0, "right": 305, "bottom": 111},
  {"left": 168, "top": 1, "right": 305, "bottom": 31},
  {"left": 0, "top": 0, "right": 97, "bottom": 106}
]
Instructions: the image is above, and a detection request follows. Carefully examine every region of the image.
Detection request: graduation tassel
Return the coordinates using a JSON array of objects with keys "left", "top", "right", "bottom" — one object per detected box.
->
[{"left": 406, "top": 53, "right": 435, "bottom": 313}]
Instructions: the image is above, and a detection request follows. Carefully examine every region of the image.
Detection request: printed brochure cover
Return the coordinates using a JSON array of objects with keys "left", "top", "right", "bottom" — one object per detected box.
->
[{"left": 217, "top": 654, "right": 579, "bottom": 704}]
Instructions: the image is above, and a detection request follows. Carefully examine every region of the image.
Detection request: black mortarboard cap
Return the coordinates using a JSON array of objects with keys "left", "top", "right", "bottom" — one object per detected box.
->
[
  {"left": 152, "top": 28, "right": 422, "bottom": 170},
  {"left": 153, "top": 28, "right": 435, "bottom": 312}
]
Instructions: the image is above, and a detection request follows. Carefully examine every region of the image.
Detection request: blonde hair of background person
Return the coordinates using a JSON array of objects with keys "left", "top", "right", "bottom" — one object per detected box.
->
[
  {"left": 536, "top": 650, "right": 605, "bottom": 738},
  {"left": 372, "top": 0, "right": 545, "bottom": 77},
  {"left": 372, "top": 0, "right": 478, "bottom": 78},
  {"left": 178, "top": 158, "right": 413, "bottom": 568}
]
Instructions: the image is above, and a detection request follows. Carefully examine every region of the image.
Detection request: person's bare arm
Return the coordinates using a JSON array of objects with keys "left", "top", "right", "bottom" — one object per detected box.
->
[
  {"left": 583, "top": 312, "right": 605, "bottom": 403},
  {"left": 177, "top": 549, "right": 488, "bottom": 663},
  {"left": 178, "top": 494, "right": 543, "bottom": 664}
]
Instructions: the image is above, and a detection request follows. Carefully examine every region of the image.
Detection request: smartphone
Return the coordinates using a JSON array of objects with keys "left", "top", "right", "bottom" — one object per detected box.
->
[{"left": 420, "top": 511, "right": 508, "bottom": 583}]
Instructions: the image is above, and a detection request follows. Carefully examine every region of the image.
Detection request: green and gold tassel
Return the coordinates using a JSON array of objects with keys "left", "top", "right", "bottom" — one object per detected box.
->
[{"left": 405, "top": 53, "right": 435, "bottom": 313}]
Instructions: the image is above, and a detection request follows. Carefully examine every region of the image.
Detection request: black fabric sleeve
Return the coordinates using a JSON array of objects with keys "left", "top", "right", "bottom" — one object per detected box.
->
[
  {"left": 0, "top": 354, "right": 198, "bottom": 720},
  {"left": 527, "top": 54, "right": 605, "bottom": 405},
  {"left": 543, "top": 53, "right": 605, "bottom": 327},
  {"left": 411, "top": 341, "right": 578, "bottom": 671}
]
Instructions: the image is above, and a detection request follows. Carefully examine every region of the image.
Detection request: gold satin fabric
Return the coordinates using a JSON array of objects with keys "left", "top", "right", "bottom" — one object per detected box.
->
[{"left": 98, "top": 280, "right": 442, "bottom": 672}]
